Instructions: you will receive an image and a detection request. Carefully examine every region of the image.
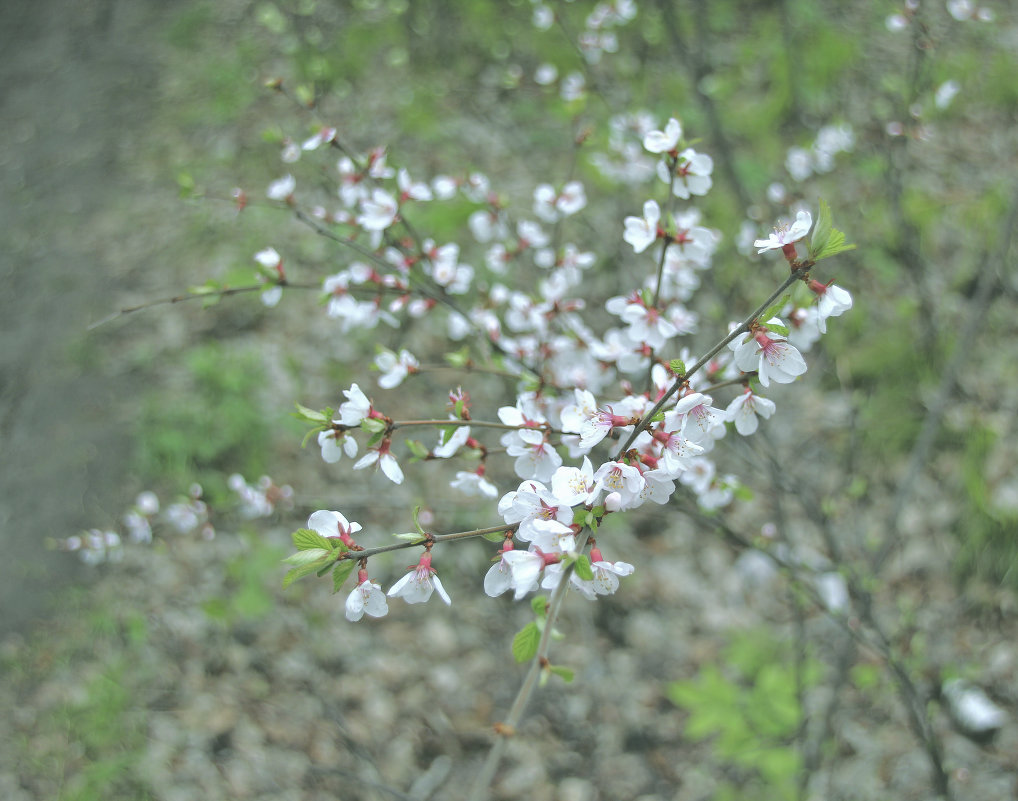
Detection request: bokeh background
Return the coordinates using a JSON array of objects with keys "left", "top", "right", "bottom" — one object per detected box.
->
[{"left": 2, "top": 1, "right": 1017, "bottom": 799}]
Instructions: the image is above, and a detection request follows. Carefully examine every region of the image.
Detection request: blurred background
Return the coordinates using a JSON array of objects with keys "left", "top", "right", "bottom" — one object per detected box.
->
[{"left": 1, "top": 0, "right": 1016, "bottom": 799}]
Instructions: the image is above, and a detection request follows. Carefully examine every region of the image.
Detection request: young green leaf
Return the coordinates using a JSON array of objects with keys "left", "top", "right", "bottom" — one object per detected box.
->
[
  {"left": 300, "top": 426, "right": 326, "bottom": 449},
  {"left": 547, "top": 664, "right": 575, "bottom": 683},
  {"left": 574, "top": 554, "right": 594, "bottom": 581},
  {"left": 293, "top": 403, "right": 328, "bottom": 424},
  {"left": 669, "top": 359, "right": 686, "bottom": 375},
  {"left": 760, "top": 296, "right": 790, "bottom": 324},
  {"left": 361, "top": 417, "right": 387, "bottom": 435},
  {"left": 405, "top": 438, "right": 429, "bottom": 459},
  {"left": 332, "top": 559, "right": 355, "bottom": 593},
  {"left": 282, "top": 556, "right": 332, "bottom": 589},
  {"left": 813, "top": 228, "right": 856, "bottom": 260},
  {"left": 809, "top": 198, "right": 856, "bottom": 260},
  {"left": 809, "top": 198, "right": 834, "bottom": 258},
  {"left": 530, "top": 595, "right": 549, "bottom": 617},
  {"left": 512, "top": 621, "right": 541, "bottom": 663},
  {"left": 292, "top": 528, "right": 336, "bottom": 551},
  {"left": 445, "top": 346, "right": 470, "bottom": 367},
  {"left": 283, "top": 548, "right": 330, "bottom": 566}
]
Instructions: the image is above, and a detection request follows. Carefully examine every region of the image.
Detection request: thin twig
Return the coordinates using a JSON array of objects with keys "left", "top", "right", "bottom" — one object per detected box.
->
[{"left": 467, "top": 530, "right": 590, "bottom": 801}]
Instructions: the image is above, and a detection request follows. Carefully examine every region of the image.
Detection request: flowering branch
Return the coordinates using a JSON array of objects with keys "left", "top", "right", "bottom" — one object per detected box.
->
[{"left": 615, "top": 261, "right": 813, "bottom": 459}]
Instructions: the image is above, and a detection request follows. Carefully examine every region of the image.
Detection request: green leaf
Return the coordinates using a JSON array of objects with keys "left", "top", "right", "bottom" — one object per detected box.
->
[
  {"left": 512, "top": 622, "right": 541, "bottom": 663},
  {"left": 809, "top": 198, "right": 834, "bottom": 257},
  {"left": 188, "top": 279, "right": 220, "bottom": 295},
  {"left": 732, "top": 484, "right": 754, "bottom": 502},
  {"left": 530, "top": 595, "right": 548, "bottom": 617},
  {"left": 300, "top": 425, "right": 326, "bottom": 449},
  {"left": 282, "top": 556, "right": 332, "bottom": 588},
  {"left": 445, "top": 346, "right": 470, "bottom": 367},
  {"left": 813, "top": 228, "right": 856, "bottom": 260},
  {"left": 283, "top": 548, "right": 330, "bottom": 565},
  {"left": 292, "top": 528, "right": 335, "bottom": 551},
  {"left": 406, "top": 439, "right": 429, "bottom": 459},
  {"left": 360, "top": 417, "right": 386, "bottom": 435},
  {"left": 574, "top": 554, "right": 594, "bottom": 581},
  {"left": 669, "top": 359, "right": 686, "bottom": 375},
  {"left": 412, "top": 505, "right": 426, "bottom": 536},
  {"left": 293, "top": 403, "right": 328, "bottom": 424},
  {"left": 760, "top": 295, "right": 790, "bottom": 324},
  {"left": 332, "top": 559, "right": 355, "bottom": 593},
  {"left": 809, "top": 198, "right": 856, "bottom": 260},
  {"left": 440, "top": 425, "right": 459, "bottom": 446},
  {"left": 765, "top": 323, "right": 790, "bottom": 336},
  {"left": 548, "top": 664, "right": 575, "bottom": 683}
]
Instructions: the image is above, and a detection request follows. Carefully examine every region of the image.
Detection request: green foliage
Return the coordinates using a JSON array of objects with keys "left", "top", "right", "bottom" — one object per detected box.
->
[
  {"left": 809, "top": 199, "right": 856, "bottom": 261},
  {"left": 203, "top": 534, "right": 285, "bottom": 622},
  {"left": 6, "top": 606, "right": 158, "bottom": 801},
  {"left": 668, "top": 629, "right": 824, "bottom": 800},
  {"left": 135, "top": 342, "right": 272, "bottom": 501},
  {"left": 513, "top": 621, "right": 541, "bottom": 663},
  {"left": 574, "top": 554, "right": 594, "bottom": 581}
]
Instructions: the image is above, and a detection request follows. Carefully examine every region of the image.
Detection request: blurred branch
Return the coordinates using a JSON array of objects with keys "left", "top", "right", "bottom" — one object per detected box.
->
[{"left": 86, "top": 281, "right": 320, "bottom": 330}]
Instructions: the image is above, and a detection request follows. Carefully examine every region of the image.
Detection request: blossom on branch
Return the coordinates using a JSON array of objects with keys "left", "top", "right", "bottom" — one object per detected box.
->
[
  {"left": 266, "top": 174, "right": 295, "bottom": 202},
  {"left": 353, "top": 441, "right": 404, "bottom": 484},
  {"left": 346, "top": 569, "right": 389, "bottom": 621},
  {"left": 643, "top": 117, "right": 682, "bottom": 154},
  {"left": 308, "top": 509, "right": 363, "bottom": 546},
  {"left": 339, "top": 383, "right": 372, "bottom": 426},
  {"left": 388, "top": 552, "right": 451, "bottom": 605},
  {"left": 725, "top": 389, "right": 776, "bottom": 435},
  {"left": 731, "top": 324, "right": 808, "bottom": 387},
  {"left": 374, "top": 348, "right": 419, "bottom": 389},
  {"left": 623, "top": 200, "right": 660, "bottom": 254},
  {"left": 809, "top": 280, "right": 853, "bottom": 333},
  {"left": 754, "top": 210, "right": 812, "bottom": 254},
  {"left": 318, "top": 429, "right": 358, "bottom": 464},
  {"left": 657, "top": 148, "right": 714, "bottom": 199}
]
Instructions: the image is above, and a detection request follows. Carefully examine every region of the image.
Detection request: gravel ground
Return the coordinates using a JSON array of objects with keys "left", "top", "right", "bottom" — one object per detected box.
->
[{"left": 2, "top": 460, "right": 1016, "bottom": 801}]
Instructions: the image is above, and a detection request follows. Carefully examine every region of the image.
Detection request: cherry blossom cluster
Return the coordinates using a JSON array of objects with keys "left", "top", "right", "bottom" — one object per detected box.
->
[
  {"left": 276, "top": 105, "right": 853, "bottom": 621},
  {"left": 57, "top": 476, "right": 294, "bottom": 564},
  {"left": 528, "top": 0, "right": 638, "bottom": 86}
]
